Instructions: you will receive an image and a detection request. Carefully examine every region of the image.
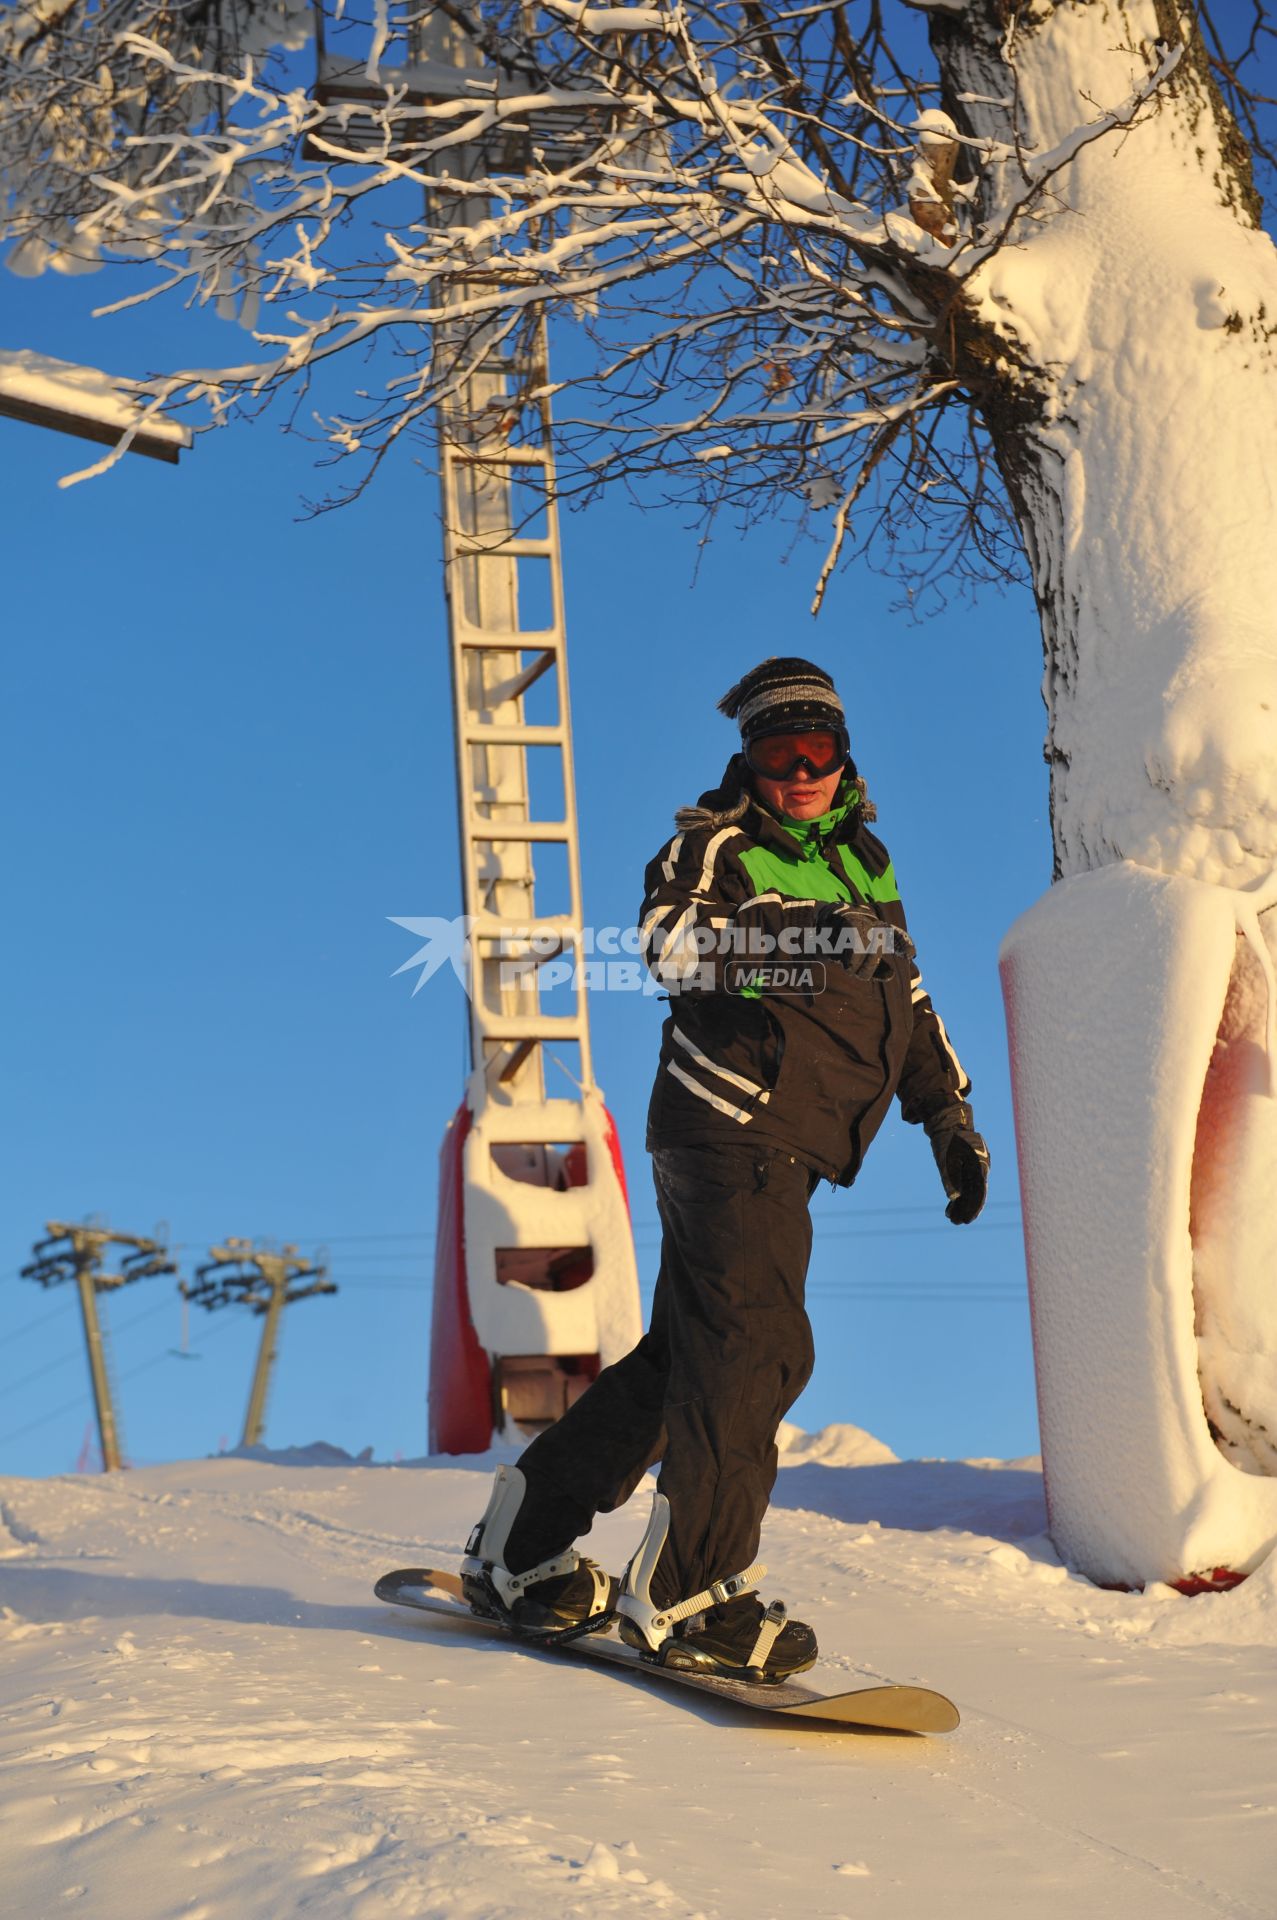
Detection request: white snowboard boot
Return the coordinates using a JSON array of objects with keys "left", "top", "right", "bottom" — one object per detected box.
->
[{"left": 461, "top": 1465, "right": 617, "bottom": 1641}]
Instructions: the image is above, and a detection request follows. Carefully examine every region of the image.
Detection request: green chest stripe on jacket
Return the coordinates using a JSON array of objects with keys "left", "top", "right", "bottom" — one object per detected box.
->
[
  {"left": 739, "top": 841, "right": 852, "bottom": 903},
  {"left": 737, "top": 838, "right": 900, "bottom": 906},
  {"left": 836, "top": 845, "right": 900, "bottom": 904}
]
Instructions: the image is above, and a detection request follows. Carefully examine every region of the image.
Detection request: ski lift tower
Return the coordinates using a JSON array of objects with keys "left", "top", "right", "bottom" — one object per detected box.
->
[{"left": 317, "top": 6, "right": 642, "bottom": 1450}]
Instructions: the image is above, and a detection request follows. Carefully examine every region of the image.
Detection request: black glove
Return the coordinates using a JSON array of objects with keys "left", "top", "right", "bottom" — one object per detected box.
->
[
  {"left": 927, "top": 1107, "right": 990, "bottom": 1225},
  {"left": 813, "top": 901, "right": 915, "bottom": 980}
]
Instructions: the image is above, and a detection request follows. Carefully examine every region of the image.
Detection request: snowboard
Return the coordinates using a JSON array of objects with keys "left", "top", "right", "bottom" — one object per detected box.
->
[{"left": 374, "top": 1568, "right": 960, "bottom": 1735}]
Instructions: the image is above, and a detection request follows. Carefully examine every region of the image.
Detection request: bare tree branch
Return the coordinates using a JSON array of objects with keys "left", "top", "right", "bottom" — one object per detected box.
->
[{"left": 1, "top": 1, "right": 1260, "bottom": 606}]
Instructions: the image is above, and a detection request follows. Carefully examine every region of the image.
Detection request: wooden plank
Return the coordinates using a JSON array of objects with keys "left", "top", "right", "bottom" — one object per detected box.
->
[{"left": 0, "top": 391, "right": 184, "bottom": 464}]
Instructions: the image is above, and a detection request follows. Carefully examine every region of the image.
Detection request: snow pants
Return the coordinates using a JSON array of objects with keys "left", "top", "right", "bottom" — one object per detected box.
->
[{"left": 506, "top": 1141, "right": 818, "bottom": 1610}]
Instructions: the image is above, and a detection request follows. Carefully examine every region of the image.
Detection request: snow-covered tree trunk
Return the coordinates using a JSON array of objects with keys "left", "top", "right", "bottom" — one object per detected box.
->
[{"left": 931, "top": 0, "right": 1277, "bottom": 1583}]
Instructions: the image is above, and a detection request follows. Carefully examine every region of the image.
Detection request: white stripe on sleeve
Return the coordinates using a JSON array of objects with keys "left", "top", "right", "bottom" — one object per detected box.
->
[
  {"left": 929, "top": 1008, "right": 971, "bottom": 1096},
  {"left": 693, "top": 828, "right": 740, "bottom": 899},
  {"left": 653, "top": 905, "right": 703, "bottom": 983}
]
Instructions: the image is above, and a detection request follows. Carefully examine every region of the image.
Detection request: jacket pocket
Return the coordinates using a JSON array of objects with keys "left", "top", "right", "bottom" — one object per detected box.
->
[{"left": 665, "top": 1024, "right": 772, "bottom": 1125}]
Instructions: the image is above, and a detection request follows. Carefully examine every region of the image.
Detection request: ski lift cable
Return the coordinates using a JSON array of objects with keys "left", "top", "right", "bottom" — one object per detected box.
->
[
  {"left": 157, "top": 1204, "right": 1023, "bottom": 1268},
  {"left": 246, "top": 1206, "right": 1022, "bottom": 1260},
  {"left": 633, "top": 1219, "right": 1023, "bottom": 1246},
  {"left": 2, "top": 1301, "right": 69, "bottom": 1342},
  {"left": 0, "top": 1312, "right": 241, "bottom": 1449},
  {"left": 0, "top": 1386, "right": 109, "bottom": 1449},
  {"left": 1, "top": 1294, "right": 179, "bottom": 1395},
  {"left": 325, "top": 1277, "right": 1027, "bottom": 1302},
  {"left": 162, "top": 1200, "right": 1022, "bottom": 1250},
  {"left": 203, "top": 1222, "right": 1022, "bottom": 1275}
]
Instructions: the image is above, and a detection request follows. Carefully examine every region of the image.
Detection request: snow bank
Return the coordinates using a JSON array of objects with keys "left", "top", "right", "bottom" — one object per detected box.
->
[
  {"left": 1002, "top": 861, "right": 1277, "bottom": 1587},
  {"left": 776, "top": 1419, "right": 898, "bottom": 1467},
  {"left": 223, "top": 1420, "right": 896, "bottom": 1474},
  {"left": 223, "top": 1440, "right": 377, "bottom": 1468},
  {"left": 2, "top": 1450, "right": 1275, "bottom": 1919}
]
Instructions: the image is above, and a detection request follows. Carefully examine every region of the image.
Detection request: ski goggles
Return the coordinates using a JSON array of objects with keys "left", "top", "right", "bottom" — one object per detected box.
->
[{"left": 743, "top": 728, "right": 848, "bottom": 781}]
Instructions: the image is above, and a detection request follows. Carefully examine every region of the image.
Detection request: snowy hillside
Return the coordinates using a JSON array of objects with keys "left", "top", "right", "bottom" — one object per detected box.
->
[{"left": 2, "top": 1427, "right": 1274, "bottom": 1919}]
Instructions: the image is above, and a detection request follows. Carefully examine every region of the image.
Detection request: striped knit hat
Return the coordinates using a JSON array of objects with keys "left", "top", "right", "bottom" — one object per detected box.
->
[{"left": 718, "top": 657, "right": 846, "bottom": 741}]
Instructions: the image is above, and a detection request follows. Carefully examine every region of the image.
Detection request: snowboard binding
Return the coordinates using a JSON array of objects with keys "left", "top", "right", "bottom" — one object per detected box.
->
[
  {"left": 461, "top": 1465, "right": 617, "bottom": 1643},
  {"left": 615, "top": 1492, "right": 818, "bottom": 1684}
]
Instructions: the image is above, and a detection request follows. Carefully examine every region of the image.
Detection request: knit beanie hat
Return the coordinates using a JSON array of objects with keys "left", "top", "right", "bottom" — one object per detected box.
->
[{"left": 717, "top": 657, "right": 846, "bottom": 741}]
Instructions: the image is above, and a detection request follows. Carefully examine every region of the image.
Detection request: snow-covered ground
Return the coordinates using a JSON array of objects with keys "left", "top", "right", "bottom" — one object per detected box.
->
[{"left": 2, "top": 1425, "right": 1273, "bottom": 1920}]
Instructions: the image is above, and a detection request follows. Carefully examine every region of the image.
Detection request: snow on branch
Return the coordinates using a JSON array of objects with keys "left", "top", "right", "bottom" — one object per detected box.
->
[
  {"left": 0, "top": 1, "right": 1201, "bottom": 601},
  {"left": 544, "top": 2, "right": 671, "bottom": 30}
]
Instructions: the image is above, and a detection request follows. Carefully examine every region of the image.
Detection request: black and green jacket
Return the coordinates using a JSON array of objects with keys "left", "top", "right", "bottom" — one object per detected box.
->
[{"left": 639, "top": 757, "right": 971, "bottom": 1186}]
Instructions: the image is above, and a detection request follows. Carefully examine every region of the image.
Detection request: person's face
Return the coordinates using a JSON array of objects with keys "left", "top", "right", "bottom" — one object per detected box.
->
[{"left": 754, "top": 763, "right": 844, "bottom": 820}]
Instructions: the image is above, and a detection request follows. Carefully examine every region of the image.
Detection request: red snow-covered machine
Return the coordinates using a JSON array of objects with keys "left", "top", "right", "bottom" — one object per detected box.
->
[
  {"left": 418, "top": 13, "right": 640, "bottom": 1453},
  {"left": 430, "top": 1095, "right": 639, "bottom": 1452}
]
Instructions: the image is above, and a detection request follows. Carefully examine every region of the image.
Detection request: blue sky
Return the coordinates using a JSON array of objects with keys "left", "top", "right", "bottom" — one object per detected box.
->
[{"left": 0, "top": 171, "right": 1055, "bottom": 1478}]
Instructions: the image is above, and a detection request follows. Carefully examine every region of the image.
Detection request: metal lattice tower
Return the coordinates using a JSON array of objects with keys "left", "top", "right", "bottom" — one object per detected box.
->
[
  {"left": 183, "top": 1239, "right": 335, "bottom": 1449},
  {"left": 313, "top": 7, "right": 642, "bottom": 1442},
  {"left": 20, "top": 1222, "right": 175, "bottom": 1471},
  {"left": 417, "top": 16, "right": 591, "bottom": 1104}
]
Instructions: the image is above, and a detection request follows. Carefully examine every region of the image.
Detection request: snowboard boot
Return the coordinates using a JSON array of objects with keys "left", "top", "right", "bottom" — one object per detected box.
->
[
  {"left": 460, "top": 1465, "right": 617, "bottom": 1642},
  {"left": 615, "top": 1492, "right": 818, "bottom": 1683},
  {"left": 670, "top": 1592, "right": 819, "bottom": 1680}
]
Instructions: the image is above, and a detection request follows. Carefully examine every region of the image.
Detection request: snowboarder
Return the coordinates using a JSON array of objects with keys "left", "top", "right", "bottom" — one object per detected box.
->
[{"left": 461, "top": 657, "right": 989, "bottom": 1680}]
